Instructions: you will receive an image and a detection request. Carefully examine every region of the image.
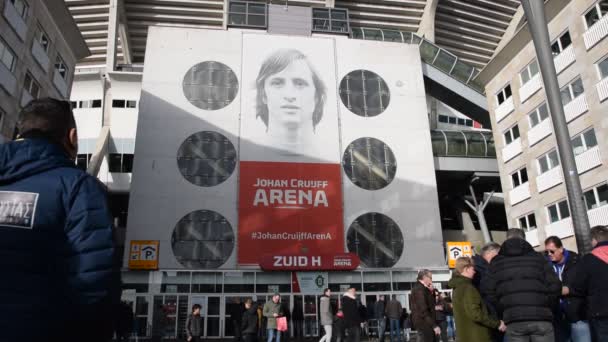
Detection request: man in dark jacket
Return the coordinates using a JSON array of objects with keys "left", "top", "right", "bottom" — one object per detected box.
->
[
  {"left": 410, "top": 269, "right": 441, "bottom": 342},
  {"left": 572, "top": 226, "right": 608, "bottom": 341},
  {"left": 186, "top": 304, "right": 203, "bottom": 342},
  {"left": 0, "top": 98, "right": 119, "bottom": 342},
  {"left": 374, "top": 295, "right": 387, "bottom": 342},
  {"left": 483, "top": 228, "right": 561, "bottom": 342},
  {"left": 242, "top": 299, "right": 259, "bottom": 342},
  {"left": 342, "top": 287, "right": 361, "bottom": 342},
  {"left": 228, "top": 298, "right": 244, "bottom": 341},
  {"left": 545, "top": 236, "right": 590, "bottom": 341},
  {"left": 386, "top": 295, "right": 403, "bottom": 342}
]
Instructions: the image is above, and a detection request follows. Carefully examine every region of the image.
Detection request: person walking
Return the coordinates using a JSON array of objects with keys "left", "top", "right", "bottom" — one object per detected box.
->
[
  {"left": 116, "top": 301, "right": 134, "bottom": 341},
  {"left": 545, "top": 236, "right": 591, "bottom": 342},
  {"left": 334, "top": 310, "right": 346, "bottom": 342},
  {"left": 386, "top": 295, "right": 403, "bottom": 342},
  {"left": 319, "top": 288, "right": 333, "bottom": 342},
  {"left": 448, "top": 257, "right": 506, "bottom": 342},
  {"left": 342, "top": 287, "right": 362, "bottom": 342},
  {"left": 443, "top": 294, "right": 455, "bottom": 342},
  {"left": 0, "top": 98, "right": 120, "bottom": 342},
  {"left": 483, "top": 228, "right": 561, "bottom": 342},
  {"left": 411, "top": 269, "right": 441, "bottom": 342},
  {"left": 374, "top": 295, "right": 387, "bottom": 342},
  {"left": 186, "top": 304, "right": 204, "bottom": 342},
  {"left": 433, "top": 291, "right": 448, "bottom": 342},
  {"left": 242, "top": 299, "right": 259, "bottom": 342},
  {"left": 229, "top": 298, "right": 244, "bottom": 342},
  {"left": 572, "top": 226, "right": 608, "bottom": 341},
  {"left": 264, "top": 293, "right": 284, "bottom": 342}
]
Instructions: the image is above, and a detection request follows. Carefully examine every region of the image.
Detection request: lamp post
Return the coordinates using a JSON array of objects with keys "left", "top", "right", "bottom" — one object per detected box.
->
[{"left": 520, "top": 0, "right": 592, "bottom": 253}]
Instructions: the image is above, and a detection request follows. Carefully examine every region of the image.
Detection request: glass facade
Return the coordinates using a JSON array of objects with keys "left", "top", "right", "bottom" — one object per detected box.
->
[{"left": 430, "top": 130, "right": 495, "bottom": 158}]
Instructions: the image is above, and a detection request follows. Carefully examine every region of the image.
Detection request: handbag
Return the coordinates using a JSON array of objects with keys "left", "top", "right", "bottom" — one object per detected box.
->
[{"left": 277, "top": 316, "right": 288, "bottom": 332}]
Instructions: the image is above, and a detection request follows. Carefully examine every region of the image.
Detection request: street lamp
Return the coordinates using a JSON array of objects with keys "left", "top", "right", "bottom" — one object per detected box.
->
[{"left": 520, "top": 0, "right": 592, "bottom": 253}]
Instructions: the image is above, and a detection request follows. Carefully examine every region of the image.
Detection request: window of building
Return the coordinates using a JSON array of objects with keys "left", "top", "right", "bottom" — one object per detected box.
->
[
  {"left": 0, "top": 39, "right": 16, "bottom": 72},
  {"left": 70, "top": 101, "right": 77, "bottom": 109},
  {"left": 496, "top": 84, "right": 512, "bottom": 105},
  {"left": 126, "top": 100, "right": 137, "bottom": 108},
  {"left": 584, "top": 0, "right": 608, "bottom": 29},
  {"left": 109, "top": 153, "right": 134, "bottom": 173},
  {"left": 9, "top": 0, "right": 28, "bottom": 19},
  {"left": 560, "top": 77, "right": 584, "bottom": 106},
  {"left": 23, "top": 72, "right": 40, "bottom": 99},
  {"left": 528, "top": 103, "right": 549, "bottom": 128},
  {"left": 547, "top": 199, "right": 570, "bottom": 223},
  {"left": 448, "top": 116, "right": 457, "bottom": 124},
  {"left": 227, "top": 1, "right": 267, "bottom": 28},
  {"left": 583, "top": 183, "right": 608, "bottom": 210},
  {"left": 551, "top": 31, "right": 572, "bottom": 57},
  {"left": 438, "top": 114, "right": 448, "bottom": 123},
  {"left": 518, "top": 213, "right": 537, "bottom": 232},
  {"left": 511, "top": 167, "right": 528, "bottom": 188},
  {"left": 572, "top": 128, "right": 598, "bottom": 156},
  {"left": 457, "top": 118, "right": 466, "bottom": 126},
  {"left": 112, "top": 99, "right": 126, "bottom": 108},
  {"left": 36, "top": 26, "right": 50, "bottom": 53},
  {"left": 597, "top": 55, "right": 608, "bottom": 79},
  {"left": 465, "top": 119, "right": 473, "bottom": 127},
  {"left": 78, "top": 99, "right": 102, "bottom": 109},
  {"left": 503, "top": 125, "right": 520, "bottom": 145},
  {"left": 312, "top": 8, "right": 349, "bottom": 34},
  {"left": 520, "top": 60, "right": 539, "bottom": 84},
  {"left": 537, "top": 150, "right": 560, "bottom": 174},
  {"left": 75, "top": 154, "right": 92, "bottom": 171},
  {"left": 55, "top": 55, "right": 67, "bottom": 80}
]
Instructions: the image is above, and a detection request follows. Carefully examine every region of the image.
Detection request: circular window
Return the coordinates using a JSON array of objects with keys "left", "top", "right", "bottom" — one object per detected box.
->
[
  {"left": 183, "top": 61, "right": 239, "bottom": 110},
  {"left": 172, "top": 210, "right": 235, "bottom": 268},
  {"left": 342, "top": 137, "right": 397, "bottom": 190},
  {"left": 339, "top": 70, "right": 390, "bottom": 117},
  {"left": 347, "top": 212, "right": 404, "bottom": 268},
  {"left": 177, "top": 131, "right": 237, "bottom": 187}
]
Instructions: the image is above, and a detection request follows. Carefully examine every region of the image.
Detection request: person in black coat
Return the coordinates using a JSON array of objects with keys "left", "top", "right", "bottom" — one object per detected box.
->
[
  {"left": 483, "top": 228, "right": 561, "bottom": 342},
  {"left": 228, "top": 298, "right": 244, "bottom": 342},
  {"left": 242, "top": 299, "right": 259, "bottom": 342},
  {"left": 342, "top": 288, "right": 361, "bottom": 342},
  {"left": 545, "top": 236, "right": 590, "bottom": 342}
]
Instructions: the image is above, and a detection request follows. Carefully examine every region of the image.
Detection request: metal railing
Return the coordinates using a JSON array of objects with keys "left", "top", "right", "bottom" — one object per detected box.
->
[{"left": 351, "top": 27, "right": 485, "bottom": 94}]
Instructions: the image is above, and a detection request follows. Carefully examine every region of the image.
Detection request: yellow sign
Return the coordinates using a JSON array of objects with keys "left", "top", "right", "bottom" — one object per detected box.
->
[
  {"left": 129, "top": 240, "right": 160, "bottom": 270},
  {"left": 447, "top": 241, "right": 473, "bottom": 268}
]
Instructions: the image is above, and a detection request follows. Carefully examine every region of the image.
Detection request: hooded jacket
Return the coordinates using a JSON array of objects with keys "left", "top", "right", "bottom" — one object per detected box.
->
[
  {"left": 482, "top": 238, "right": 561, "bottom": 324},
  {"left": 242, "top": 303, "right": 259, "bottom": 335},
  {"left": 341, "top": 292, "right": 361, "bottom": 328},
  {"left": 547, "top": 250, "right": 587, "bottom": 322},
  {"left": 572, "top": 241, "right": 608, "bottom": 319},
  {"left": 0, "top": 138, "right": 119, "bottom": 341},
  {"left": 448, "top": 275, "right": 499, "bottom": 342}
]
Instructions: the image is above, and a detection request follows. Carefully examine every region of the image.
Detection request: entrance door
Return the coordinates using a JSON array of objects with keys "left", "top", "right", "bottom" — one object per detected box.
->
[
  {"left": 302, "top": 295, "right": 319, "bottom": 338},
  {"left": 224, "top": 296, "right": 248, "bottom": 338},
  {"left": 191, "top": 295, "right": 223, "bottom": 338},
  {"left": 153, "top": 295, "right": 190, "bottom": 340}
]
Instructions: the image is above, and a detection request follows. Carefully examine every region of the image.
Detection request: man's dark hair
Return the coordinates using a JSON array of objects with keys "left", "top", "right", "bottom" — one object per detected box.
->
[
  {"left": 192, "top": 304, "right": 202, "bottom": 312},
  {"left": 506, "top": 228, "right": 525, "bottom": 240},
  {"left": 544, "top": 236, "right": 563, "bottom": 248},
  {"left": 591, "top": 225, "right": 608, "bottom": 242},
  {"left": 16, "top": 98, "right": 75, "bottom": 145}
]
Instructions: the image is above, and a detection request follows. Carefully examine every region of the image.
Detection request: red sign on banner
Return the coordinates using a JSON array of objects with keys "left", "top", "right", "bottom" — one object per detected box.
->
[
  {"left": 260, "top": 253, "right": 360, "bottom": 271},
  {"left": 238, "top": 161, "right": 344, "bottom": 265}
]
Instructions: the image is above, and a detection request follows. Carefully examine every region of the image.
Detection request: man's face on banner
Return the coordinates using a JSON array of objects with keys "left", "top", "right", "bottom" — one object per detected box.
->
[{"left": 264, "top": 59, "right": 316, "bottom": 130}]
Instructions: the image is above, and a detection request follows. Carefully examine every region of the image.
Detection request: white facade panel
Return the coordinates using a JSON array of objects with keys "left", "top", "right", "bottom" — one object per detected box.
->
[
  {"left": 584, "top": 15, "right": 608, "bottom": 50},
  {"left": 564, "top": 95, "right": 588, "bottom": 123},
  {"left": 525, "top": 229, "right": 540, "bottom": 247},
  {"left": 519, "top": 74, "right": 542, "bottom": 103},
  {"left": 0, "top": 62, "right": 17, "bottom": 96},
  {"left": 545, "top": 217, "right": 574, "bottom": 239},
  {"left": 509, "top": 183, "right": 530, "bottom": 206},
  {"left": 537, "top": 167, "right": 562, "bottom": 193},
  {"left": 31, "top": 40, "right": 51, "bottom": 72},
  {"left": 554, "top": 46, "right": 575, "bottom": 75},
  {"left": 596, "top": 77, "right": 608, "bottom": 103},
  {"left": 588, "top": 204, "right": 608, "bottom": 227},
  {"left": 575, "top": 146, "right": 602, "bottom": 174},
  {"left": 494, "top": 97, "right": 514, "bottom": 123},
  {"left": 502, "top": 138, "right": 522, "bottom": 163},
  {"left": 528, "top": 119, "right": 552, "bottom": 147},
  {"left": 3, "top": 0, "right": 27, "bottom": 41}
]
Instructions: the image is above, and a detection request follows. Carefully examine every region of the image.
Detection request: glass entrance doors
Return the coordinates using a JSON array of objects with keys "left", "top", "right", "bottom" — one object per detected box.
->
[{"left": 191, "top": 295, "right": 222, "bottom": 338}]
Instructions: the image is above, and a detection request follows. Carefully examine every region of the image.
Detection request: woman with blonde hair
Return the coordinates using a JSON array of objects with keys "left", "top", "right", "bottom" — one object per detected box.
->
[{"left": 447, "top": 257, "right": 506, "bottom": 341}]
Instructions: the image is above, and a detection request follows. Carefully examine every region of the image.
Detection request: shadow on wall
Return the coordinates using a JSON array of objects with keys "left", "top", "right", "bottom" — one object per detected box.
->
[{"left": 124, "top": 88, "right": 447, "bottom": 270}]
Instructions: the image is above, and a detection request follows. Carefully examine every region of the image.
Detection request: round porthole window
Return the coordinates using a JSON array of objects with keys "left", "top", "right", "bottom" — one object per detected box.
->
[
  {"left": 347, "top": 212, "right": 404, "bottom": 268},
  {"left": 172, "top": 210, "right": 234, "bottom": 269},
  {"left": 342, "top": 137, "right": 397, "bottom": 190},
  {"left": 339, "top": 70, "right": 390, "bottom": 117},
  {"left": 177, "top": 131, "right": 237, "bottom": 187},
  {"left": 183, "top": 61, "right": 239, "bottom": 110}
]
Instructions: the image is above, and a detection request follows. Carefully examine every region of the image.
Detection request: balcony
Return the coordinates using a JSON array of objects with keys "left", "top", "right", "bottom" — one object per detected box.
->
[
  {"left": 0, "top": 62, "right": 17, "bottom": 96},
  {"left": 596, "top": 77, "right": 608, "bottom": 102},
  {"left": 31, "top": 40, "right": 50, "bottom": 72},
  {"left": 584, "top": 15, "right": 608, "bottom": 50},
  {"left": 545, "top": 217, "right": 574, "bottom": 239},
  {"left": 20, "top": 90, "right": 32, "bottom": 107},
  {"left": 502, "top": 138, "right": 522, "bottom": 163},
  {"left": 495, "top": 97, "right": 514, "bottom": 123},
  {"left": 519, "top": 74, "right": 542, "bottom": 103},
  {"left": 564, "top": 95, "right": 588, "bottom": 123},
  {"left": 3, "top": 0, "right": 27, "bottom": 41},
  {"left": 588, "top": 204, "right": 608, "bottom": 227},
  {"left": 537, "top": 167, "right": 562, "bottom": 193},
  {"left": 525, "top": 229, "right": 540, "bottom": 247},
  {"left": 509, "top": 182, "right": 531, "bottom": 206},
  {"left": 528, "top": 119, "right": 552, "bottom": 147},
  {"left": 554, "top": 46, "right": 575, "bottom": 75},
  {"left": 575, "top": 145, "right": 602, "bottom": 174},
  {"left": 53, "top": 71, "right": 68, "bottom": 98}
]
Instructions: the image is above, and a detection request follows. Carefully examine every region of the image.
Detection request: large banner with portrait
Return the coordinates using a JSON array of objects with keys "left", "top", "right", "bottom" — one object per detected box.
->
[{"left": 238, "top": 34, "right": 344, "bottom": 265}]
